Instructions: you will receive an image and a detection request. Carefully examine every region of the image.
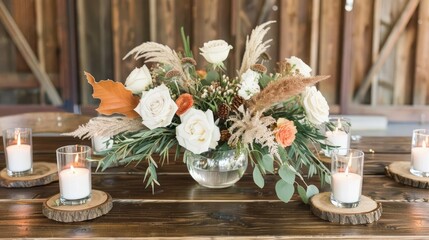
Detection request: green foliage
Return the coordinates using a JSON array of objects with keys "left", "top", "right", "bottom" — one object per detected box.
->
[
  {"left": 98, "top": 127, "right": 178, "bottom": 193},
  {"left": 253, "top": 167, "right": 265, "bottom": 188},
  {"left": 275, "top": 179, "right": 294, "bottom": 203}
]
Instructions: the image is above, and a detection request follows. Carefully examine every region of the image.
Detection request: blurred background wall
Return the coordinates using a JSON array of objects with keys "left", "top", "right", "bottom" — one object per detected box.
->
[{"left": 0, "top": 0, "right": 428, "bottom": 122}]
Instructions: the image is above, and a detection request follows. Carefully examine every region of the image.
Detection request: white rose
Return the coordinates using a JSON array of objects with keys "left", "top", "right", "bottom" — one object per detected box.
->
[
  {"left": 286, "top": 56, "right": 312, "bottom": 77},
  {"left": 238, "top": 69, "right": 261, "bottom": 100},
  {"left": 176, "top": 108, "right": 221, "bottom": 154},
  {"left": 134, "top": 84, "right": 178, "bottom": 130},
  {"left": 302, "top": 86, "right": 329, "bottom": 125},
  {"left": 200, "top": 40, "right": 233, "bottom": 64},
  {"left": 125, "top": 65, "right": 152, "bottom": 94}
]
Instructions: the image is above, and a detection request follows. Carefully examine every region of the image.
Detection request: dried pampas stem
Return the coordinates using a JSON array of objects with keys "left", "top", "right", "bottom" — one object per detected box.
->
[
  {"left": 239, "top": 21, "right": 275, "bottom": 75},
  {"left": 228, "top": 106, "right": 278, "bottom": 157},
  {"left": 248, "top": 75, "right": 330, "bottom": 112},
  {"left": 123, "top": 42, "right": 186, "bottom": 81},
  {"left": 62, "top": 117, "right": 143, "bottom": 139}
]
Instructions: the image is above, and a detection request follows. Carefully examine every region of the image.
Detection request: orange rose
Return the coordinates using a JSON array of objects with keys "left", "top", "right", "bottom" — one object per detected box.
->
[
  {"left": 197, "top": 70, "right": 207, "bottom": 80},
  {"left": 275, "top": 118, "right": 297, "bottom": 147},
  {"left": 176, "top": 93, "right": 194, "bottom": 116}
]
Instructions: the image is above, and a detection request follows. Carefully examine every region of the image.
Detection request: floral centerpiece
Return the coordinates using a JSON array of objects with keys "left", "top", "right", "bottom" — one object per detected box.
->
[{"left": 68, "top": 21, "right": 331, "bottom": 203}]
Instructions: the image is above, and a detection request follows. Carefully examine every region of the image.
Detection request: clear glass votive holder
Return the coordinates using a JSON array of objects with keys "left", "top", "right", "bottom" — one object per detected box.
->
[
  {"left": 323, "top": 117, "right": 351, "bottom": 157},
  {"left": 91, "top": 135, "right": 113, "bottom": 155},
  {"left": 410, "top": 129, "right": 429, "bottom": 177},
  {"left": 330, "top": 149, "right": 364, "bottom": 208},
  {"left": 56, "top": 145, "right": 92, "bottom": 205},
  {"left": 2, "top": 128, "right": 33, "bottom": 177}
]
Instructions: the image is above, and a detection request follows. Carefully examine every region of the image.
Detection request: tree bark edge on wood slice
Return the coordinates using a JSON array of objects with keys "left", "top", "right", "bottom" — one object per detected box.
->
[
  {"left": 0, "top": 162, "right": 58, "bottom": 188},
  {"left": 385, "top": 161, "right": 429, "bottom": 188},
  {"left": 42, "top": 189, "right": 113, "bottom": 222},
  {"left": 309, "top": 192, "right": 382, "bottom": 225}
]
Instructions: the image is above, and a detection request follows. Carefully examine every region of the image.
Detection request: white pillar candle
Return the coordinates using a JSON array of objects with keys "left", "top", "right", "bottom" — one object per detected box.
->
[
  {"left": 59, "top": 166, "right": 91, "bottom": 200},
  {"left": 92, "top": 135, "right": 112, "bottom": 152},
  {"left": 411, "top": 146, "right": 429, "bottom": 172},
  {"left": 325, "top": 129, "right": 349, "bottom": 155},
  {"left": 6, "top": 144, "right": 32, "bottom": 172},
  {"left": 331, "top": 172, "right": 362, "bottom": 203}
]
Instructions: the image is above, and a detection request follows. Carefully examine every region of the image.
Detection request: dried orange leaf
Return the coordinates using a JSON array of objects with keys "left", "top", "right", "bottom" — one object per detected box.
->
[{"left": 85, "top": 72, "right": 140, "bottom": 118}]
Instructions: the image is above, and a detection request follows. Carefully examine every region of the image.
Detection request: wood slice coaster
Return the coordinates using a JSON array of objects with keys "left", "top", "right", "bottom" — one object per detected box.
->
[
  {"left": 310, "top": 192, "right": 382, "bottom": 225},
  {"left": 42, "top": 190, "right": 113, "bottom": 223},
  {"left": 385, "top": 161, "right": 429, "bottom": 188},
  {"left": 0, "top": 162, "right": 58, "bottom": 188}
]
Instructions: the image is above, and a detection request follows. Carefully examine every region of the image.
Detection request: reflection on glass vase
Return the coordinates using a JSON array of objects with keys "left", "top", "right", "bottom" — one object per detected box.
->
[{"left": 185, "top": 149, "right": 248, "bottom": 188}]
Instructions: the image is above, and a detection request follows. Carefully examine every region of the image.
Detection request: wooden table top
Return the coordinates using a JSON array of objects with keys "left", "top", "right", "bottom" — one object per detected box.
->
[{"left": 0, "top": 135, "right": 427, "bottom": 239}]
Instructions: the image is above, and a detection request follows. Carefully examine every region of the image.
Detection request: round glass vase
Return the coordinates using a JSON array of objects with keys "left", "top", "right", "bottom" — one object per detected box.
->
[{"left": 184, "top": 149, "right": 248, "bottom": 188}]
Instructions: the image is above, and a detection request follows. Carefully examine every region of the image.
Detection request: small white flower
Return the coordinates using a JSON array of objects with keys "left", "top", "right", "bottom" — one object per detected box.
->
[
  {"left": 134, "top": 84, "right": 178, "bottom": 130},
  {"left": 302, "top": 86, "right": 329, "bottom": 125},
  {"left": 125, "top": 65, "right": 152, "bottom": 94},
  {"left": 176, "top": 108, "right": 220, "bottom": 154},
  {"left": 285, "top": 56, "right": 312, "bottom": 77},
  {"left": 237, "top": 69, "right": 261, "bottom": 100},
  {"left": 200, "top": 40, "right": 233, "bottom": 64}
]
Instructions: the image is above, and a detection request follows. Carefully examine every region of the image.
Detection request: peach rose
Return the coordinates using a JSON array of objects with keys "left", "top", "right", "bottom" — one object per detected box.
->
[
  {"left": 176, "top": 93, "right": 194, "bottom": 116},
  {"left": 275, "top": 118, "right": 297, "bottom": 147}
]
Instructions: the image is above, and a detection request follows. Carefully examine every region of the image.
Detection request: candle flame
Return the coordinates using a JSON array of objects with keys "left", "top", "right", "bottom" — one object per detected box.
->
[
  {"left": 337, "top": 118, "right": 342, "bottom": 129},
  {"left": 74, "top": 154, "right": 79, "bottom": 163},
  {"left": 423, "top": 140, "right": 427, "bottom": 148},
  {"left": 17, "top": 133, "right": 21, "bottom": 146},
  {"left": 70, "top": 165, "right": 75, "bottom": 174},
  {"left": 345, "top": 153, "right": 353, "bottom": 176}
]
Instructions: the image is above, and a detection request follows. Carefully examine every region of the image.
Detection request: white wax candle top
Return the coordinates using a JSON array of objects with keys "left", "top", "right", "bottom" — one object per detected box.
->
[
  {"left": 6, "top": 144, "right": 32, "bottom": 172},
  {"left": 331, "top": 172, "right": 362, "bottom": 203},
  {"left": 59, "top": 167, "right": 91, "bottom": 200},
  {"left": 325, "top": 129, "right": 349, "bottom": 155}
]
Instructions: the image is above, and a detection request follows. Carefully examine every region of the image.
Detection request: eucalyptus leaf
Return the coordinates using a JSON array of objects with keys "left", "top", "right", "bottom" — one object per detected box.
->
[
  {"left": 306, "top": 184, "right": 319, "bottom": 198},
  {"left": 275, "top": 179, "right": 294, "bottom": 203},
  {"left": 277, "top": 147, "right": 288, "bottom": 162},
  {"left": 259, "top": 74, "right": 272, "bottom": 88},
  {"left": 278, "top": 165, "right": 295, "bottom": 184},
  {"left": 253, "top": 167, "right": 265, "bottom": 188},
  {"left": 262, "top": 154, "right": 274, "bottom": 173},
  {"left": 297, "top": 185, "right": 308, "bottom": 204},
  {"left": 203, "top": 70, "right": 219, "bottom": 85}
]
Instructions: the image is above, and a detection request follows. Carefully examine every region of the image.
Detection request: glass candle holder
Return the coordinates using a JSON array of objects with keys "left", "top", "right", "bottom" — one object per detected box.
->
[
  {"left": 56, "top": 145, "right": 92, "bottom": 205},
  {"left": 2, "top": 128, "right": 33, "bottom": 177},
  {"left": 410, "top": 129, "right": 429, "bottom": 177},
  {"left": 323, "top": 117, "right": 351, "bottom": 157},
  {"left": 330, "top": 149, "right": 364, "bottom": 208},
  {"left": 91, "top": 135, "right": 113, "bottom": 155}
]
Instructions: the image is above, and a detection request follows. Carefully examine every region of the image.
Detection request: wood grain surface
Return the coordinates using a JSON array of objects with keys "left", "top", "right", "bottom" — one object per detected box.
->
[{"left": 0, "top": 135, "right": 426, "bottom": 239}]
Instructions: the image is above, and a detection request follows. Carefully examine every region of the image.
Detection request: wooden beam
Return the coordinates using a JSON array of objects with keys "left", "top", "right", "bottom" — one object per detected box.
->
[
  {"left": 317, "top": 0, "right": 341, "bottom": 105},
  {"left": 310, "top": 0, "right": 320, "bottom": 75},
  {"left": 413, "top": 0, "right": 429, "bottom": 105},
  {"left": 56, "top": 0, "right": 78, "bottom": 109},
  {"left": 354, "top": 0, "right": 420, "bottom": 103},
  {"left": 370, "top": 0, "right": 381, "bottom": 105},
  {"left": 340, "top": 1, "right": 354, "bottom": 114},
  {"left": 0, "top": 105, "right": 64, "bottom": 117},
  {"left": 0, "top": 0, "right": 63, "bottom": 106},
  {"left": 0, "top": 73, "right": 59, "bottom": 88},
  {"left": 347, "top": 104, "right": 429, "bottom": 123}
]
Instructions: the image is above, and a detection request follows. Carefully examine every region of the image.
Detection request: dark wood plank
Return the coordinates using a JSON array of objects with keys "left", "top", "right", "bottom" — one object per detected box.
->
[
  {"left": 0, "top": 173, "right": 426, "bottom": 203},
  {"left": 0, "top": 201, "right": 428, "bottom": 238}
]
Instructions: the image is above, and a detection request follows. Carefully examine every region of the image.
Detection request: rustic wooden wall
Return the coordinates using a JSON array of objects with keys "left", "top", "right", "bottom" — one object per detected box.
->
[{"left": 1, "top": 0, "right": 429, "bottom": 121}]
